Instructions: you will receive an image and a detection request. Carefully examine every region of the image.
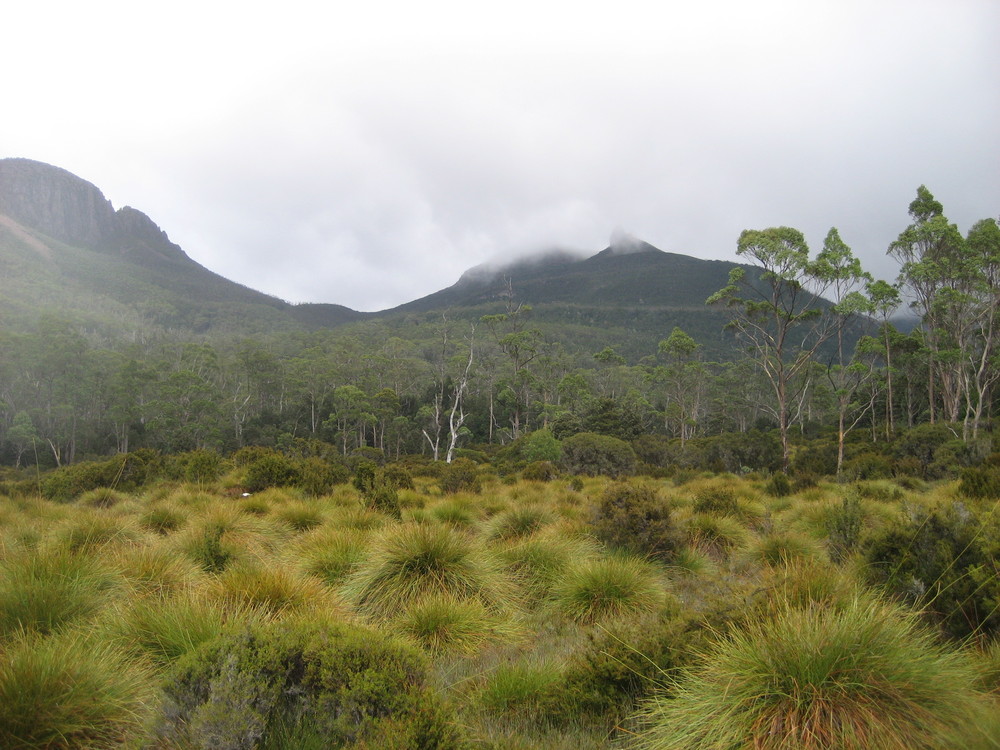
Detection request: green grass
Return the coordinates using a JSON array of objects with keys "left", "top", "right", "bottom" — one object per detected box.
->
[
  {"left": 0, "top": 631, "right": 152, "bottom": 749},
  {"left": 551, "top": 554, "right": 667, "bottom": 624},
  {"left": 0, "top": 548, "right": 120, "bottom": 640},
  {"left": 635, "top": 595, "right": 997, "bottom": 749},
  {"left": 341, "top": 522, "right": 518, "bottom": 620}
]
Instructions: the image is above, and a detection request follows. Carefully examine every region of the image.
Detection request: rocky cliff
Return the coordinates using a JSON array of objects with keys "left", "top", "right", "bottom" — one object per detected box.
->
[{"left": 0, "top": 158, "right": 184, "bottom": 261}]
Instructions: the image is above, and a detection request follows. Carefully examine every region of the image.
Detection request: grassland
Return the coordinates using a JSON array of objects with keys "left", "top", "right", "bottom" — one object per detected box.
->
[{"left": 1, "top": 467, "right": 998, "bottom": 748}]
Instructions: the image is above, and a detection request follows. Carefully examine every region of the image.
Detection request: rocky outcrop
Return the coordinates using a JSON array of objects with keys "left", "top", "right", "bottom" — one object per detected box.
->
[{"left": 0, "top": 157, "right": 185, "bottom": 261}]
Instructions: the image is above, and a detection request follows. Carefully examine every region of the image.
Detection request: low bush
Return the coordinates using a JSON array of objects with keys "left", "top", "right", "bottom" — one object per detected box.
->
[
  {"left": 592, "top": 481, "right": 679, "bottom": 561},
  {"left": 560, "top": 432, "right": 636, "bottom": 478},
  {"left": 243, "top": 453, "right": 301, "bottom": 492},
  {"left": 156, "top": 620, "right": 463, "bottom": 749},
  {"left": 861, "top": 501, "right": 1000, "bottom": 639},
  {"left": 439, "top": 458, "right": 483, "bottom": 494}
]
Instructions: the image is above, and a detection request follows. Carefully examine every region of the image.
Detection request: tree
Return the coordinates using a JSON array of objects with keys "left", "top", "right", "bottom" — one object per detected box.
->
[
  {"left": 888, "top": 186, "right": 970, "bottom": 424},
  {"left": 655, "top": 327, "right": 708, "bottom": 445},
  {"left": 707, "top": 227, "right": 838, "bottom": 469}
]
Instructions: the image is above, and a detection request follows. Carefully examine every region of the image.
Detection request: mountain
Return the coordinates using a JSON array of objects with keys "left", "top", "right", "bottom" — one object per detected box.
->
[
  {"left": 0, "top": 158, "right": 365, "bottom": 336},
  {"left": 377, "top": 234, "right": 747, "bottom": 360},
  {"left": 2, "top": 159, "right": 841, "bottom": 361}
]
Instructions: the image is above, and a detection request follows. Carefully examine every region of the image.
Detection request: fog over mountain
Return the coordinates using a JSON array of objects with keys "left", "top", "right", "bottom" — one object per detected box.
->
[{"left": 2, "top": 1, "right": 998, "bottom": 311}]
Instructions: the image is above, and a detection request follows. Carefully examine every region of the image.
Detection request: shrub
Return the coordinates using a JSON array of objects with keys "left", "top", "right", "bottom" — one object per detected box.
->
[
  {"left": 156, "top": 620, "right": 463, "bottom": 749},
  {"left": 243, "top": 453, "right": 301, "bottom": 492},
  {"left": 958, "top": 464, "right": 1000, "bottom": 499},
  {"left": 439, "top": 458, "right": 482, "bottom": 494},
  {"left": 521, "top": 460, "right": 559, "bottom": 481},
  {"left": 0, "top": 632, "right": 152, "bottom": 749},
  {"left": 297, "top": 456, "right": 347, "bottom": 496},
  {"left": 765, "top": 472, "right": 792, "bottom": 497},
  {"left": 634, "top": 596, "right": 996, "bottom": 750},
  {"left": 556, "top": 605, "right": 694, "bottom": 725},
  {"left": 39, "top": 451, "right": 159, "bottom": 502},
  {"left": 825, "top": 493, "right": 864, "bottom": 564},
  {"left": 173, "top": 449, "right": 225, "bottom": 484},
  {"left": 354, "top": 461, "right": 402, "bottom": 518},
  {"left": 382, "top": 463, "right": 415, "bottom": 490},
  {"left": 861, "top": 502, "right": 1000, "bottom": 639},
  {"left": 592, "top": 481, "right": 679, "bottom": 561},
  {"left": 560, "top": 432, "right": 636, "bottom": 478},
  {"left": 522, "top": 428, "right": 562, "bottom": 463}
]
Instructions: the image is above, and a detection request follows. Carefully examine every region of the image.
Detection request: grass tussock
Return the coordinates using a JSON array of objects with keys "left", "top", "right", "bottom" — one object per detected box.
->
[
  {"left": 342, "top": 522, "right": 518, "bottom": 620},
  {"left": 0, "top": 548, "right": 120, "bottom": 640},
  {"left": 636, "top": 595, "right": 997, "bottom": 750},
  {"left": 0, "top": 631, "right": 153, "bottom": 749},
  {"left": 551, "top": 555, "right": 667, "bottom": 624}
]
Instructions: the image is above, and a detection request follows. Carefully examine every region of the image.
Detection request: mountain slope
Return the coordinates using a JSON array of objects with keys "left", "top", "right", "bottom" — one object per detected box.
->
[{"left": 0, "top": 158, "right": 365, "bottom": 336}]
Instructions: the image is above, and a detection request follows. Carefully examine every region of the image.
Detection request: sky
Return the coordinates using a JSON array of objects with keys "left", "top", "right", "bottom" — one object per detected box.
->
[{"left": 3, "top": 0, "right": 999, "bottom": 312}]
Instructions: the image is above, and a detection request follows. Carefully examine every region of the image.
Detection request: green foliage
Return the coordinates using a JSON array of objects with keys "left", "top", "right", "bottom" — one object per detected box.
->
[
  {"left": 592, "top": 481, "right": 679, "bottom": 560},
  {"left": 298, "top": 456, "right": 349, "bottom": 496},
  {"left": 521, "top": 460, "right": 559, "bottom": 481},
  {"left": 862, "top": 501, "right": 1000, "bottom": 639},
  {"left": 521, "top": 428, "right": 562, "bottom": 463},
  {"left": 958, "top": 463, "right": 1000, "bottom": 499},
  {"left": 764, "top": 472, "right": 792, "bottom": 497},
  {"left": 40, "top": 452, "right": 153, "bottom": 502},
  {"left": 635, "top": 597, "right": 996, "bottom": 750},
  {"left": 172, "top": 449, "right": 225, "bottom": 484},
  {"left": 157, "top": 620, "right": 463, "bottom": 749},
  {"left": 560, "top": 432, "right": 636, "bottom": 478},
  {"left": 354, "top": 461, "right": 402, "bottom": 518},
  {"left": 825, "top": 493, "right": 864, "bottom": 564},
  {"left": 243, "top": 453, "right": 301, "bottom": 492},
  {"left": 439, "top": 458, "right": 482, "bottom": 494},
  {"left": 556, "top": 605, "right": 693, "bottom": 724}
]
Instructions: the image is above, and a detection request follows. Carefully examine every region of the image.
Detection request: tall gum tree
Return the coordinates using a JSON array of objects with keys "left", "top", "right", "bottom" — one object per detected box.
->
[{"left": 708, "top": 227, "right": 839, "bottom": 470}]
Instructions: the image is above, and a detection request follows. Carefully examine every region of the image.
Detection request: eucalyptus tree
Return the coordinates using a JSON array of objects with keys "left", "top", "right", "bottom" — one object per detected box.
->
[
  {"left": 962, "top": 217, "right": 1000, "bottom": 438},
  {"left": 656, "top": 327, "right": 708, "bottom": 445},
  {"left": 482, "top": 283, "right": 542, "bottom": 439},
  {"left": 888, "top": 186, "right": 969, "bottom": 423},
  {"left": 708, "top": 227, "right": 840, "bottom": 469},
  {"left": 811, "top": 228, "right": 875, "bottom": 474}
]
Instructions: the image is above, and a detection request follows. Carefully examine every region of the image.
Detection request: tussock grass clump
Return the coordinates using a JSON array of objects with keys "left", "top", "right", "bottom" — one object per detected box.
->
[
  {"left": 274, "top": 500, "right": 325, "bottom": 532},
  {"left": 0, "top": 548, "right": 120, "bottom": 639},
  {"left": 295, "top": 527, "right": 369, "bottom": 585},
  {"left": 108, "top": 543, "right": 203, "bottom": 597},
  {"left": 54, "top": 511, "right": 144, "bottom": 553},
  {"left": 0, "top": 632, "right": 153, "bottom": 749},
  {"left": 395, "top": 593, "right": 519, "bottom": 654},
  {"left": 485, "top": 505, "right": 552, "bottom": 541},
  {"left": 476, "top": 660, "right": 563, "bottom": 717},
  {"left": 139, "top": 503, "right": 187, "bottom": 534},
  {"left": 497, "top": 532, "right": 598, "bottom": 602},
  {"left": 552, "top": 555, "right": 667, "bottom": 624},
  {"left": 636, "top": 596, "right": 996, "bottom": 750},
  {"left": 208, "top": 561, "right": 341, "bottom": 616},
  {"left": 342, "top": 522, "right": 517, "bottom": 620},
  {"left": 741, "top": 530, "right": 825, "bottom": 568},
  {"left": 77, "top": 487, "right": 130, "bottom": 509},
  {"left": 683, "top": 513, "right": 749, "bottom": 558},
  {"left": 115, "top": 594, "right": 232, "bottom": 665}
]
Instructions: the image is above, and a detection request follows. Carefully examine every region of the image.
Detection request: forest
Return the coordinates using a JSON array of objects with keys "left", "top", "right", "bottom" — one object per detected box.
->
[{"left": 2, "top": 186, "right": 1000, "bottom": 748}]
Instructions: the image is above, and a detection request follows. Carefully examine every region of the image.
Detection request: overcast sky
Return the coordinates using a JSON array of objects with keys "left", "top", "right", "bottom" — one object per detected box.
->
[{"left": 3, "top": 0, "right": 999, "bottom": 312}]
